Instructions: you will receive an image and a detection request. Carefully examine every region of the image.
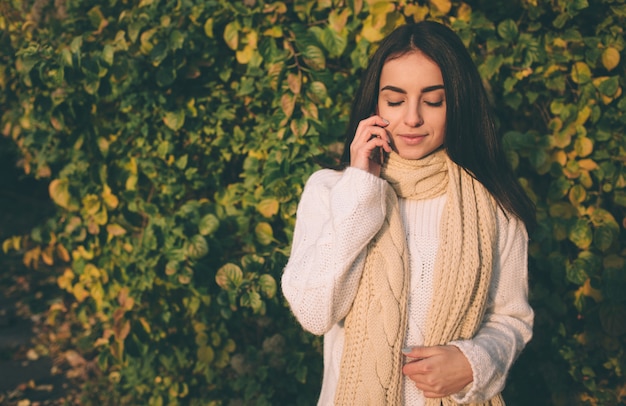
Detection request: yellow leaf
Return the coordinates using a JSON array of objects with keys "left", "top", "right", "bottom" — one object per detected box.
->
[
  {"left": 568, "top": 184, "right": 586, "bottom": 206},
  {"left": 139, "top": 27, "right": 157, "bottom": 55},
  {"left": 107, "top": 223, "right": 127, "bottom": 238},
  {"left": 223, "top": 22, "right": 239, "bottom": 51},
  {"left": 552, "top": 150, "right": 567, "bottom": 166},
  {"left": 257, "top": 198, "right": 279, "bottom": 218},
  {"left": 2, "top": 236, "right": 21, "bottom": 253},
  {"left": 361, "top": 3, "right": 392, "bottom": 42},
  {"left": 578, "top": 159, "right": 598, "bottom": 171},
  {"left": 574, "top": 105, "right": 592, "bottom": 126},
  {"left": 91, "top": 283, "right": 105, "bottom": 308},
  {"left": 57, "top": 268, "right": 75, "bottom": 290},
  {"left": 601, "top": 47, "right": 620, "bottom": 71},
  {"left": 456, "top": 2, "right": 472, "bottom": 21},
  {"left": 576, "top": 278, "right": 603, "bottom": 302},
  {"left": 102, "top": 185, "right": 119, "bottom": 209},
  {"left": 114, "top": 319, "right": 131, "bottom": 341},
  {"left": 571, "top": 61, "right": 591, "bottom": 84},
  {"left": 204, "top": 18, "right": 214, "bottom": 38},
  {"left": 73, "top": 283, "right": 90, "bottom": 302},
  {"left": 263, "top": 26, "right": 283, "bottom": 38},
  {"left": 579, "top": 170, "right": 593, "bottom": 189},
  {"left": 93, "top": 208, "right": 108, "bottom": 225},
  {"left": 82, "top": 194, "right": 101, "bottom": 215},
  {"left": 245, "top": 30, "right": 258, "bottom": 49},
  {"left": 329, "top": 8, "right": 351, "bottom": 32},
  {"left": 23, "top": 246, "right": 41, "bottom": 269},
  {"left": 429, "top": 0, "right": 452, "bottom": 14},
  {"left": 280, "top": 93, "right": 296, "bottom": 118},
  {"left": 287, "top": 72, "right": 301, "bottom": 94},
  {"left": 236, "top": 44, "right": 254, "bottom": 64},
  {"left": 83, "top": 263, "right": 101, "bottom": 280},
  {"left": 575, "top": 137, "right": 593, "bottom": 157},
  {"left": 73, "top": 245, "right": 94, "bottom": 260},
  {"left": 126, "top": 174, "right": 138, "bottom": 191},
  {"left": 49, "top": 179, "right": 72, "bottom": 209},
  {"left": 139, "top": 317, "right": 151, "bottom": 333},
  {"left": 290, "top": 118, "right": 309, "bottom": 137},
  {"left": 42, "top": 245, "right": 54, "bottom": 266},
  {"left": 404, "top": 3, "right": 430, "bottom": 21},
  {"left": 301, "top": 101, "right": 319, "bottom": 120}
]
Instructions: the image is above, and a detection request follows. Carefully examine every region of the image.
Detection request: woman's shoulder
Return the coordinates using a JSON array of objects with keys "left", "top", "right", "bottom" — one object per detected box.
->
[
  {"left": 305, "top": 166, "right": 383, "bottom": 189},
  {"left": 495, "top": 204, "right": 529, "bottom": 242}
]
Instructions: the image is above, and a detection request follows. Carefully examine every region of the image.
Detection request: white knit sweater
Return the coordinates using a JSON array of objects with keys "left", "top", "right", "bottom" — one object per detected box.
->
[{"left": 281, "top": 167, "right": 534, "bottom": 405}]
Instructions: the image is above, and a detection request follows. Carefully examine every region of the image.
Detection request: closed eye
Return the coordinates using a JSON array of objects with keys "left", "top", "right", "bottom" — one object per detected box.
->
[
  {"left": 387, "top": 100, "right": 404, "bottom": 107},
  {"left": 425, "top": 100, "right": 444, "bottom": 107}
]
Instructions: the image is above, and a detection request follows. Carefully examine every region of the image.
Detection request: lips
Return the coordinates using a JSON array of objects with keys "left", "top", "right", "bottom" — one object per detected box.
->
[{"left": 397, "top": 134, "right": 426, "bottom": 145}]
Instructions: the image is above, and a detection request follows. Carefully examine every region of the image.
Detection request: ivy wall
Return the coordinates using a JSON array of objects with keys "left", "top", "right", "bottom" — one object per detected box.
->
[{"left": 0, "top": 0, "right": 625, "bottom": 404}]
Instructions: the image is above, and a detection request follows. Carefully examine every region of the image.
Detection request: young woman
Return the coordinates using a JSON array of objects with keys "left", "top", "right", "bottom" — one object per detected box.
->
[{"left": 282, "top": 20, "right": 535, "bottom": 406}]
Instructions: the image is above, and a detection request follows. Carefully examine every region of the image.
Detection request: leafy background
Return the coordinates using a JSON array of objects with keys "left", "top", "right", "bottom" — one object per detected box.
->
[{"left": 0, "top": 0, "right": 625, "bottom": 404}]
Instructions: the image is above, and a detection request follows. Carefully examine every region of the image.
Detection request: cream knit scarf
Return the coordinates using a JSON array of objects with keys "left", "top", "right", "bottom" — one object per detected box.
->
[{"left": 334, "top": 149, "right": 503, "bottom": 406}]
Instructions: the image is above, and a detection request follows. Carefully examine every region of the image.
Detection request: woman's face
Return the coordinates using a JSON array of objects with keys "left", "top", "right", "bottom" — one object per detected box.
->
[{"left": 377, "top": 51, "right": 446, "bottom": 160}]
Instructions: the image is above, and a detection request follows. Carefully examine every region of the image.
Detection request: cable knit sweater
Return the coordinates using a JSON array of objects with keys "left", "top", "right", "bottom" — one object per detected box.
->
[{"left": 282, "top": 167, "right": 534, "bottom": 405}]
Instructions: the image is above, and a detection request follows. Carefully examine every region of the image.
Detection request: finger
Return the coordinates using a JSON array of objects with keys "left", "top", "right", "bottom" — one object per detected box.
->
[
  {"left": 402, "top": 345, "right": 438, "bottom": 359},
  {"left": 356, "top": 115, "right": 390, "bottom": 131},
  {"left": 354, "top": 117, "right": 390, "bottom": 143}
]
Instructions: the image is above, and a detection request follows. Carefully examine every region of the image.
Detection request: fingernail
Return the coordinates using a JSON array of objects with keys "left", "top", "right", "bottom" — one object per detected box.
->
[
  {"left": 382, "top": 118, "right": 390, "bottom": 125},
  {"left": 402, "top": 347, "right": 412, "bottom": 354}
]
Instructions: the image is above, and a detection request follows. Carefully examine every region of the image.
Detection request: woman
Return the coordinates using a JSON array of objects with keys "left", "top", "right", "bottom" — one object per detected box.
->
[{"left": 282, "top": 20, "right": 535, "bottom": 405}]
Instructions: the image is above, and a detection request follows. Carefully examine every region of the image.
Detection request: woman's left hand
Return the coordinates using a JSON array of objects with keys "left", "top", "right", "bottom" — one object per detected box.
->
[{"left": 401, "top": 345, "right": 473, "bottom": 398}]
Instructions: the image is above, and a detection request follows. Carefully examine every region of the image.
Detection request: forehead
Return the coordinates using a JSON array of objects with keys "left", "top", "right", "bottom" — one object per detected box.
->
[{"left": 379, "top": 51, "right": 443, "bottom": 88}]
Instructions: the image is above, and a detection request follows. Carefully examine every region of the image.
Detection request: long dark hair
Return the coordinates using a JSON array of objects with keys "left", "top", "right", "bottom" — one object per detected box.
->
[{"left": 341, "top": 21, "right": 535, "bottom": 231}]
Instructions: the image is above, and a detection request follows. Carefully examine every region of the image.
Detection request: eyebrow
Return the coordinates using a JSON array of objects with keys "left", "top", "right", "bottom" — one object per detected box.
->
[{"left": 380, "top": 84, "right": 444, "bottom": 94}]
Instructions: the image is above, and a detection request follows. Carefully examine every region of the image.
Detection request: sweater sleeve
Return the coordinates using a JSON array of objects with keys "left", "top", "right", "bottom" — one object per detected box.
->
[
  {"left": 281, "top": 167, "right": 388, "bottom": 335},
  {"left": 449, "top": 211, "right": 534, "bottom": 403}
]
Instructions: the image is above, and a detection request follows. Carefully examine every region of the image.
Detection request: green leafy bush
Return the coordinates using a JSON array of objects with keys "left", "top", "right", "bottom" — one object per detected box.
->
[{"left": 0, "top": 0, "right": 624, "bottom": 404}]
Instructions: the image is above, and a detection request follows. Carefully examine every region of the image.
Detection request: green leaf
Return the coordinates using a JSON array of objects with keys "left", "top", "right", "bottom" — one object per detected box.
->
[
  {"left": 197, "top": 345, "right": 215, "bottom": 364},
  {"left": 594, "top": 225, "right": 615, "bottom": 252},
  {"left": 497, "top": 19, "right": 518, "bottom": 42},
  {"left": 258, "top": 274, "right": 277, "bottom": 298},
  {"left": 163, "top": 110, "right": 185, "bottom": 131},
  {"left": 569, "top": 218, "right": 592, "bottom": 249},
  {"left": 187, "top": 235, "right": 209, "bottom": 259},
  {"left": 307, "top": 81, "right": 328, "bottom": 104},
  {"left": 319, "top": 26, "right": 347, "bottom": 58},
  {"left": 566, "top": 258, "right": 588, "bottom": 285},
  {"left": 597, "top": 76, "right": 619, "bottom": 96},
  {"left": 240, "top": 291, "right": 263, "bottom": 312},
  {"left": 215, "top": 263, "right": 243, "bottom": 291},
  {"left": 199, "top": 214, "right": 220, "bottom": 236},
  {"left": 302, "top": 45, "right": 326, "bottom": 71},
  {"left": 599, "top": 304, "right": 626, "bottom": 336},
  {"left": 255, "top": 222, "right": 274, "bottom": 245},
  {"left": 479, "top": 54, "right": 504, "bottom": 80}
]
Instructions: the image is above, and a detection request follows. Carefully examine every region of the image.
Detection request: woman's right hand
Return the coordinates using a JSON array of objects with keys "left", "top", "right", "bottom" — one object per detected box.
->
[{"left": 349, "top": 115, "right": 393, "bottom": 176}]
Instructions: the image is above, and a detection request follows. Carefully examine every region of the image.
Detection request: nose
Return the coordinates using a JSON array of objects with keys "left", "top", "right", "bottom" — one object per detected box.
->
[{"left": 404, "top": 105, "right": 423, "bottom": 127}]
